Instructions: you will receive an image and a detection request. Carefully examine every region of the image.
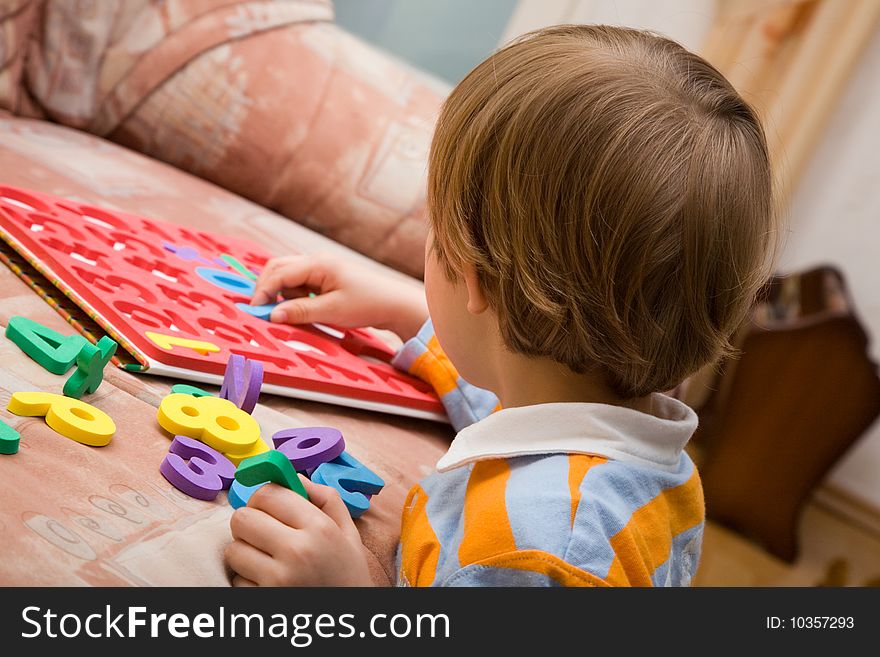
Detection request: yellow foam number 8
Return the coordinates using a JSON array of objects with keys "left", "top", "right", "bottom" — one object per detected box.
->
[
  {"left": 157, "top": 393, "right": 260, "bottom": 457},
  {"left": 7, "top": 392, "right": 116, "bottom": 447}
]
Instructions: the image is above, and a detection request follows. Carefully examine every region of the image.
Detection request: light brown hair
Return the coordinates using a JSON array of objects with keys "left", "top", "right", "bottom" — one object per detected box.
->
[{"left": 428, "top": 24, "right": 776, "bottom": 398}]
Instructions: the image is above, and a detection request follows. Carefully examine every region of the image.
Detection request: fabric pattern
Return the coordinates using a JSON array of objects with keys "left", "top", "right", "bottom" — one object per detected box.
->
[
  {"left": 0, "top": 0, "right": 38, "bottom": 112},
  {"left": 393, "top": 320, "right": 705, "bottom": 587},
  {"left": 12, "top": 0, "right": 446, "bottom": 277}
]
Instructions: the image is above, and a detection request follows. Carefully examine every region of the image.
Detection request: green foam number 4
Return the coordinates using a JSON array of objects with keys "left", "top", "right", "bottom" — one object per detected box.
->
[
  {"left": 63, "top": 336, "right": 118, "bottom": 399},
  {"left": 0, "top": 418, "right": 19, "bottom": 455},
  {"left": 5, "top": 316, "right": 89, "bottom": 375},
  {"left": 235, "top": 450, "right": 309, "bottom": 500}
]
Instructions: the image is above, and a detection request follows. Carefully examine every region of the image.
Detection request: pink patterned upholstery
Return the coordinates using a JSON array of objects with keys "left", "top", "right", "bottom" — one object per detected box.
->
[
  {"left": 3, "top": 0, "right": 446, "bottom": 277},
  {"left": 0, "top": 1, "right": 454, "bottom": 584}
]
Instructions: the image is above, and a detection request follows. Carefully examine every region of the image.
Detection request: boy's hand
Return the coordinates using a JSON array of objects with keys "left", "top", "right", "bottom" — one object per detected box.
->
[
  {"left": 251, "top": 253, "right": 428, "bottom": 341},
  {"left": 225, "top": 478, "right": 374, "bottom": 587}
]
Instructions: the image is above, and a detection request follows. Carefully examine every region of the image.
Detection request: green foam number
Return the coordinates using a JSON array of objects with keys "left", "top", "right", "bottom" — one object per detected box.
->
[
  {"left": 5, "top": 316, "right": 89, "bottom": 375},
  {"left": 235, "top": 450, "right": 308, "bottom": 500},
  {"left": 220, "top": 254, "right": 258, "bottom": 281},
  {"left": 0, "top": 419, "right": 19, "bottom": 455},
  {"left": 170, "top": 384, "right": 213, "bottom": 397},
  {"left": 63, "top": 336, "right": 118, "bottom": 399}
]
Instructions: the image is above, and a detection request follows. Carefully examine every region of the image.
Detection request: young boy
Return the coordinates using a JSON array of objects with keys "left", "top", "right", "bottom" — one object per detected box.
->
[{"left": 223, "top": 24, "right": 775, "bottom": 587}]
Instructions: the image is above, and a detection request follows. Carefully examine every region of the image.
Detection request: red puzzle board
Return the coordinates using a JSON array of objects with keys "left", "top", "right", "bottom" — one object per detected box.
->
[{"left": 0, "top": 186, "right": 445, "bottom": 421}]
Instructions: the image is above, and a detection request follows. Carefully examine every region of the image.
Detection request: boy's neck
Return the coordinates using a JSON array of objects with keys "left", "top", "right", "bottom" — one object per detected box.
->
[{"left": 491, "top": 351, "right": 654, "bottom": 414}]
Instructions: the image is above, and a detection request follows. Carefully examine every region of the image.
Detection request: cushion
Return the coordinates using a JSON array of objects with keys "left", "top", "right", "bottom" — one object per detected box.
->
[
  {"left": 21, "top": 0, "right": 446, "bottom": 277},
  {"left": 0, "top": 0, "right": 37, "bottom": 112}
]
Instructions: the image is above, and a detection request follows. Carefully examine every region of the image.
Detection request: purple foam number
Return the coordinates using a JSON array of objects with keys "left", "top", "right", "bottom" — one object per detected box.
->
[
  {"left": 272, "top": 427, "right": 345, "bottom": 472},
  {"left": 162, "top": 242, "right": 215, "bottom": 266},
  {"left": 159, "top": 435, "right": 236, "bottom": 501},
  {"left": 220, "top": 354, "right": 263, "bottom": 413}
]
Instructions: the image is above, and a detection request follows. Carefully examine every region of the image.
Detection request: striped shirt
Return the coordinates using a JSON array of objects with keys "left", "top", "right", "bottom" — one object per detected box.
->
[{"left": 392, "top": 320, "right": 705, "bottom": 587}]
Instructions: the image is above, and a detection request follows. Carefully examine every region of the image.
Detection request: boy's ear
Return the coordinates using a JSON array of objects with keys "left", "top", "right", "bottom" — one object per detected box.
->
[{"left": 461, "top": 263, "right": 489, "bottom": 315}]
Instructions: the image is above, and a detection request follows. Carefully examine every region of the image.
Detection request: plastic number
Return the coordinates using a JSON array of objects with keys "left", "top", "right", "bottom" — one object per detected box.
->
[
  {"left": 272, "top": 427, "right": 345, "bottom": 472},
  {"left": 170, "top": 383, "right": 213, "bottom": 397},
  {"left": 235, "top": 450, "right": 308, "bottom": 500},
  {"left": 224, "top": 436, "right": 270, "bottom": 467},
  {"left": 235, "top": 303, "right": 278, "bottom": 321},
  {"left": 162, "top": 243, "right": 214, "bottom": 266},
  {"left": 145, "top": 332, "right": 220, "bottom": 356},
  {"left": 311, "top": 451, "right": 384, "bottom": 518},
  {"left": 0, "top": 418, "right": 20, "bottom": 455},
  {"left": 220, "top": 254, "right": 258, "bottom": 281},
  {"left": 195, "top": 267, "right": 255, "bottom": 296},
  {"left": 5, "top": 316, "right": 89, "bottom": 375},
  {"left": 159, "top": 435, "right": 236, "bottom": 501},
  {"left": 157, "top": 393, "right": 260, "bottom": 456},
  {"left": 63, "top": 336, "right": 117, "bottom": 399},
  {"left": 7, "top": 391, "right": 115, "bottom": 446},
  {"left": 220, "top": 354, "right": 263, "bottom": 413},
  {"left": 228, "top": 480, "right": 265, "bottom": 509}
]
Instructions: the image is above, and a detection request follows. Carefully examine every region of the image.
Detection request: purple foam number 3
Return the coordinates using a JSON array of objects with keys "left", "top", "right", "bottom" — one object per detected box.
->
[
  {"left": 272, "top": 427, "right": 345, "bottom": 472},
  {"left": 220, "top": 354, "right": 263, "bottom": 414},
  {"left": 159, "top": 435, "right": 236, "bottom": 501}
]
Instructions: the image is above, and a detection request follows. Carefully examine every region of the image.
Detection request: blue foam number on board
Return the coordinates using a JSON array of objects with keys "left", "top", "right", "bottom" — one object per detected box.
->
[
  {"left": 228, "top": 479, "right": 266, "bottom": 509},
  {"left": 195, "top": 267, "right": 256, "bottom": 296},
  {"left": 311, "top": 451, "right": 384, "bottom": 518},
  {"left": 235, "top": 303, "right": 279, "bottom": 321}
]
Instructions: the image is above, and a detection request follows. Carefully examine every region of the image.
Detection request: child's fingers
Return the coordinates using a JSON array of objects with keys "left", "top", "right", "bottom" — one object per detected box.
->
[
  {"left": 270, "top": 291, "right": 341, "bottom": 325},
  {"left": 247, "top": 481, "right": 323, "bottom": 530},
  {"left": 280, "top": 285, "right": 311, "bottom": 300},
  {"left": 301, "top": 477, "right": 358, "bottom": 534},
  {"left": 230, "top": 506, "right": 293, "bottom": 556},
  {"left": 251, "top": 255, "right": 330, "bottom": 306},
  {"left": 224, "top": 539, "right": 277, "bottom": 585},
  {"left": 252, "top": 256, "right": 300, "bottom": 303},
  {"left": 231, "top": 575, "right": 257, "bottom": 587}
]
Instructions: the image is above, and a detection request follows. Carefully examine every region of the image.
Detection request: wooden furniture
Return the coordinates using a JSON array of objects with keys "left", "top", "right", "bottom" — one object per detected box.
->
[{"left": 689, "top": 266, "right": 880, "bottom": 561}]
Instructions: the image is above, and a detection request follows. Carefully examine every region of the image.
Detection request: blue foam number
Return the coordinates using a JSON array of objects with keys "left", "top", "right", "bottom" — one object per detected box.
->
[
  {"left": 235, "top": 303, "right": 279, "bottom": 321},
  {"left": 228, "top": 479, "right": 266, "bottom": 509},
  {"left": 311, "top": 451, "right": 384, "bottom": 518},
  {"left": 196, "top": 267, "right": 256, "bottom": 296}
]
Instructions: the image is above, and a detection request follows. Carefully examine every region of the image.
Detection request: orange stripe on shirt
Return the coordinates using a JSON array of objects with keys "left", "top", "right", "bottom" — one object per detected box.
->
[
  {"left": 399, "top": 485, "right": 442, "bottom": 587},
  {"left": 568, "top": 455, "right": 606, "bottom": 527},
  {"left": 458, "top": 460, "right": 517, "bottom": 566},
  {"left": 605, "top": 468, "right": 704, "bottom": 586},
  {"left": 409, "top": 336, "right": 460, "bottom": 397}
]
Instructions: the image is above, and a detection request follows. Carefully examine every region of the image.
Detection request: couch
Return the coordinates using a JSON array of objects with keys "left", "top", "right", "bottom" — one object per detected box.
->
[{"left": 0, "top": 0, "right": 453, "bottom": 585}]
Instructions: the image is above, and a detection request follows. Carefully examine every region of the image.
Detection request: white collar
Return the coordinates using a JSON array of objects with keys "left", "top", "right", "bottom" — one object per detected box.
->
[{"left": 436, "top": 393, "right": 698, "bottom": 473}]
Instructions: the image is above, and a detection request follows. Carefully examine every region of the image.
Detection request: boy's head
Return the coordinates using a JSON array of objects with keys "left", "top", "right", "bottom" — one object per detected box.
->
[{"left": 424, "top": 24, "right": 776, "bottom": 400}]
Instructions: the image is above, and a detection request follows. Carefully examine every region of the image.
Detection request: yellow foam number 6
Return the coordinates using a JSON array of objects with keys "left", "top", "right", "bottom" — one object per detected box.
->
[
  {"left": 157, "top": 393, "right": 261, "bottom": 457},
  {"left": 7, "top": 392, "right": 115, "bottom": 447}
]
